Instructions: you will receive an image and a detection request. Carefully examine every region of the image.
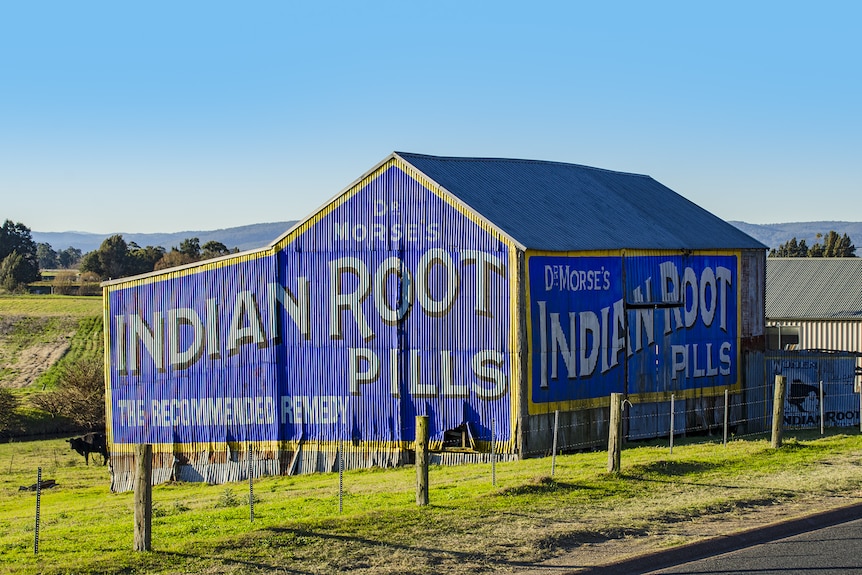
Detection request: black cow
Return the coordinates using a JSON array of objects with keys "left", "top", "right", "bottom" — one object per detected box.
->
[
  {"left": 67, "top": 432, "right": 108, "bottom": 465},
  {"left": 788, "top": 379, "right": 822, "bottom": 413}
]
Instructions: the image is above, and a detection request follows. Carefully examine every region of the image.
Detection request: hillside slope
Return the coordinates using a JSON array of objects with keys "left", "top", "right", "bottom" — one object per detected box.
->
[
  {"left": 729, "top": 220, "right": 862, "bottom": 251},
  {"left": 0, "top": 296, "right": 103, "bottom": 392},
  {"left": 32, "top": 220, "right": 298, "bottom": 253}
]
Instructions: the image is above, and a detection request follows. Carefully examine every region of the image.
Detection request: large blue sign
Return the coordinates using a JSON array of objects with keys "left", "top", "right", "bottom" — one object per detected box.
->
[
  {"left": 107, "top": 164, "right": 513, "bottom": 448},
  {"left": 528, "top": 254, "right": 738, "bottom": 410}
]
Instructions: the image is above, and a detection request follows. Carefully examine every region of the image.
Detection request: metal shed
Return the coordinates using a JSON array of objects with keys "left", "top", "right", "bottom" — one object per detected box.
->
[
  {"left": 102, "top": 152, "right": 767, "bottom": 491},
  {"left": 766, "top": 257, "right": 862, "bottom": 382}
]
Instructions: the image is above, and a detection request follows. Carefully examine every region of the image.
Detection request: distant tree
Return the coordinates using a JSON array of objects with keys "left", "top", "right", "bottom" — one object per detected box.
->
[
  {"left": 80, "top": 238, "right": 170, "bottom": 280},
  {"left": 0, "top": 220, "right": 39, "bottom": 287},
  {"left": 78, "top": 250, "right": 104, "bottom": 277},
  {"left": 52, "top": 271, "right": 78, "bottom": 295},
  {"left": 79, "top": 234, "right": 240, "bottom": 277},
  {"left": 201, "top": 240, "right": 232, "bottom": 260},
  {"left": 97, "top": 235, "right": 132, "bottom": 279},
  {"left": 154, "top": 250, "right": 196, "bottom": 270},
  {"left": 37, "top": 242, "right": 58, "bottom": 268},
  {"left": 178, "top": 237, "right": 201, "bottom": 259},
  {"left": 127, "top": 243, "right": 166, "bottom": 276},
  {"left": 810, "top": 231, "right": 856, "bottom": 257},
  {"left": 769, "top": 231, "right": 857, "bottom": 258},
  {"left": 29, "top": 357, "right": 105, "bottom": 430},
  {"left": 78, "top": 272, "right": 102, "bottom": 296},
  {"left": 57, "top": 247, "right": 83, "bottom": 269},
  {"left": 0, "top": 251, "right": 39, "bottom": 292},
  {"left": 769, "top": 237, "right": 809, "bottom": 257}
]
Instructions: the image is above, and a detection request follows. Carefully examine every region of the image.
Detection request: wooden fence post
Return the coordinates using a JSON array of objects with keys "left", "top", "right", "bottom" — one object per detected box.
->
[
  {"left": 415, "top": 416, "right": 429, "bottom": 506},
  {"left": 771, "top": 376, "right": 786, "bottom": 449},
  {"left": 134, "top": 444, "right": 153, "bottom": 551},
  {"left": 608, "top": 393, "right": 623, "bottom": 473}
]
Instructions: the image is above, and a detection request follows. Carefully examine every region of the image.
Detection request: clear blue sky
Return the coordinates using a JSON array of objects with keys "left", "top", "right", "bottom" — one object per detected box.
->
[{"left": 2, "top": 1, "right": 859, "bottom": 234}]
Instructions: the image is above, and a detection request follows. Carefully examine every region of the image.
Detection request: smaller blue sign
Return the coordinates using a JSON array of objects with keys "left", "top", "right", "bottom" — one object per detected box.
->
[{"left": 529, "top": 254, "right": 738, "bottom": 408}]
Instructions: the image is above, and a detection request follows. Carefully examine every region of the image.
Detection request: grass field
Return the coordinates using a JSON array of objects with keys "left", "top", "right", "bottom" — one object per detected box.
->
[
  {"left": 0, "top": 295, "right": 103, "bottom": 434},
  {"left": 0, "top": 295, "right": 102, "bottom": 318},
  {"left": 2, "top": 430, "right": 862, "bottom": 574},
  {"left": 0, "top": 295, "right": 103, "bottom": 391}
]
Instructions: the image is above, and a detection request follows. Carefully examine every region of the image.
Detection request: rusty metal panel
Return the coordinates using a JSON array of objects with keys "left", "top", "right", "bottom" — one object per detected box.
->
[{"left": 740, "top": 249, "right": 765, "bottom": 339}]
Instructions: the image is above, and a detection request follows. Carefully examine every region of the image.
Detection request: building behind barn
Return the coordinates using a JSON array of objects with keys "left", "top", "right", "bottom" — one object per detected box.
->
[
  {"left": 102, "top": 152, "right": 767, "bottom": 491},
  {"left": 764, "top": 257, "right": 862, "bottom": 427},
  {"left": 766, "top": 257, "right": 862, "bottom": 354}
]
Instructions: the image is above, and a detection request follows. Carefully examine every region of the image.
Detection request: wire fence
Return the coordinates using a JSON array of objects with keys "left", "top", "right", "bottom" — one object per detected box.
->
[
  {"left": 5, "top": 364, "right": 862, "bottom": 555},
  {"left": 522, "top": 380, "right": 862, "bottom": 458},
  {"left": 4, "top": 380, "right": 862, "bottom": 558}
]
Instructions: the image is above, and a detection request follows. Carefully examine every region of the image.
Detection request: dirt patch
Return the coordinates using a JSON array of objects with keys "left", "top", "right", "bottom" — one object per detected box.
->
[
  {"left": 0, "top": 315, "right": 75, "bottom": 389},
  {"left": 1, "top": 339, "right": 72, "bottom": 388}
]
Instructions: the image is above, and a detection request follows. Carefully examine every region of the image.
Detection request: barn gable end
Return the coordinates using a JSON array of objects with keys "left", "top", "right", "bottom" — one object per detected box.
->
[{"left": 104, "top": 155, "right": 520, "bottom": 491}]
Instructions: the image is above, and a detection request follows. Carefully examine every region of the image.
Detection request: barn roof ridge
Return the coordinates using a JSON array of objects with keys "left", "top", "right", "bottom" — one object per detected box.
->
[
  {"left": 395, "top": 151, "right": 654, "bottom": 179},
  {"left": 394, "top": 151, "right": 766, "bottom": 252}
]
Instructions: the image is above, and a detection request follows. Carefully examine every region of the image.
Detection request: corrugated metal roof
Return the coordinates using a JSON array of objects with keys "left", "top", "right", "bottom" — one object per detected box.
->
[
  {"left": 395, "top": 152, "right": 766, "bottom": 252},
  {"left": 766, "top": 258, "right": 862, "bottom": 320}
]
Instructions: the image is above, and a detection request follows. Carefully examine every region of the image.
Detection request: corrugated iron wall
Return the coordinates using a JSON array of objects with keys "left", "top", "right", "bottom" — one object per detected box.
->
[
  {"left": 767, "top": 319, "right": 862, "bottom": 382},
  {"left": 105, "top": 158, "right": 519, "bottom": 491},
  {"left": 520, "top": 248, "right": 755, "bottom": 454},
  {"left": 742, "top": 350, "right": 859, "bottom": 434}
]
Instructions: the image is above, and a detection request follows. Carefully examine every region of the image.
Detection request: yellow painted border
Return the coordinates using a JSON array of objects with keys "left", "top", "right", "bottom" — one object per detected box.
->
[{"left": 524, "top": 249, "right": 745, "bottom": 415}]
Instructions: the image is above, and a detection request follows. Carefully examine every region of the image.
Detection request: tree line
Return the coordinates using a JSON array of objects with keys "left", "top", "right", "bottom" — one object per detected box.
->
[
  {"left": 768, "top": 230, "right": 856, "bottom": 257},
  {"left": 78, "top": 235, "right": 237, "bottom": 280},
  {"left": 0, "top": 219, "right": 238, "bottom": 292}
]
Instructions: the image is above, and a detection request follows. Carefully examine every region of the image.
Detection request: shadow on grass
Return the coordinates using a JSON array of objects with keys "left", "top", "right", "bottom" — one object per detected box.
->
[
  {"left": 625, "top": 459, "right": 724, "bottom": 477},
  {"left": 241, "top": 525, "right": 623, "bottom": 571},
  {"left": 162, "top": 516, "right": 627, "bottom": 574},
  {"left": 158, "top": 550, "right": 316, "bottom": 575},
  {"left": 490, "top": 475, "right": 598, "bottom": 497}
]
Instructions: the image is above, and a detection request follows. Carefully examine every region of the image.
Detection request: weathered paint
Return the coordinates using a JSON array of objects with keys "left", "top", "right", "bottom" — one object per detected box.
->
[
  {"left": 525, "top": 251, "right": 741, "bottom": 414},
  {"left": 102, "top": 153, "right": 769, "bottom": 489},
  {"left": 769, "top": 352, "right": 860, "bottom": 428},
  {"left": 105, "top": 159, "right": 517, "bottom": 479}
]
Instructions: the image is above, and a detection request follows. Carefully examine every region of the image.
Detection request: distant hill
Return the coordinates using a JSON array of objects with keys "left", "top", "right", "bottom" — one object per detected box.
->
[
  {"left": 31, "top": 221, "right": 298, "bottom": 254},
  {"left": 728, "top": 221, "right": 862, "bottom": 251},
  {"left": 31, "top": 220, "right": 862, "bottom": 255}
]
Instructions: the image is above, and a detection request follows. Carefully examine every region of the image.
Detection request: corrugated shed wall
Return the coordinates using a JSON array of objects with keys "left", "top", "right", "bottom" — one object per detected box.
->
[
  {"left": 105, "top": 158, "right": 519, "bottom": 491},
  {"left": 767, "top": 319, "right": 862, "bottom": 381},
  {"left": 743, "top": 350, "right": 860, "bottom": 434},
  {"left": 795, "top": 320, "right": 862, "bottom": 353},
  {"left": 520, "top": 248, "right": 749, "bottom": 453},
  {"left": 740, "top": 249, "right": 766, "bottom": 342}
]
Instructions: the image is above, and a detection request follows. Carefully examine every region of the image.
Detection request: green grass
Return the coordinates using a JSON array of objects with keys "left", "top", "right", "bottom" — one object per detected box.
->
[
  {"left": 0, "top": 294, "right": 104, "bottom": 434},
  {"left": 0, "top": 295, "right": 102, "bottom": 318},
  {"left": 2, "top": 430, "right": 862, "bottom": 574},
  {"left": 32, "top": 316, "right": 103, "bottom": 391}
]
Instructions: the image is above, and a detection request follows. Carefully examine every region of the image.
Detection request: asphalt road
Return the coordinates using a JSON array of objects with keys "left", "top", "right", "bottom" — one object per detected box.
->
[
  {"left": 578, "top": 502, "right": 862, "bottom": 575},
  {"left": 646, "top": 517, "right": 862, "bottom": 574}
]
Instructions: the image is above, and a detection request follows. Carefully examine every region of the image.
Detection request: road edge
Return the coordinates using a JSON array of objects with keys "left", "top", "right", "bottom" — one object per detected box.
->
[{"left": 580, "top": 500, "right": 862, "bottom": 574}]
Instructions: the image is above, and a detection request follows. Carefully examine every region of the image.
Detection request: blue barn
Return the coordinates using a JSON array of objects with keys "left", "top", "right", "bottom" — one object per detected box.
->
[{"left": 103, "top": 152, "right": 766, "bottom": 490}]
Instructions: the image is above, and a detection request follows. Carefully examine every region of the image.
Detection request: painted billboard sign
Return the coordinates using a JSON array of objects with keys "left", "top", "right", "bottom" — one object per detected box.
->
[
  {"left": 106, "top": 164, "right": 512, "bottom": 449},
  {"left": 528, "top": 253, "right": 738, "bottom": 411},
  {"left": 769, "top": 355, "right": 860, "bottom": 428}
]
